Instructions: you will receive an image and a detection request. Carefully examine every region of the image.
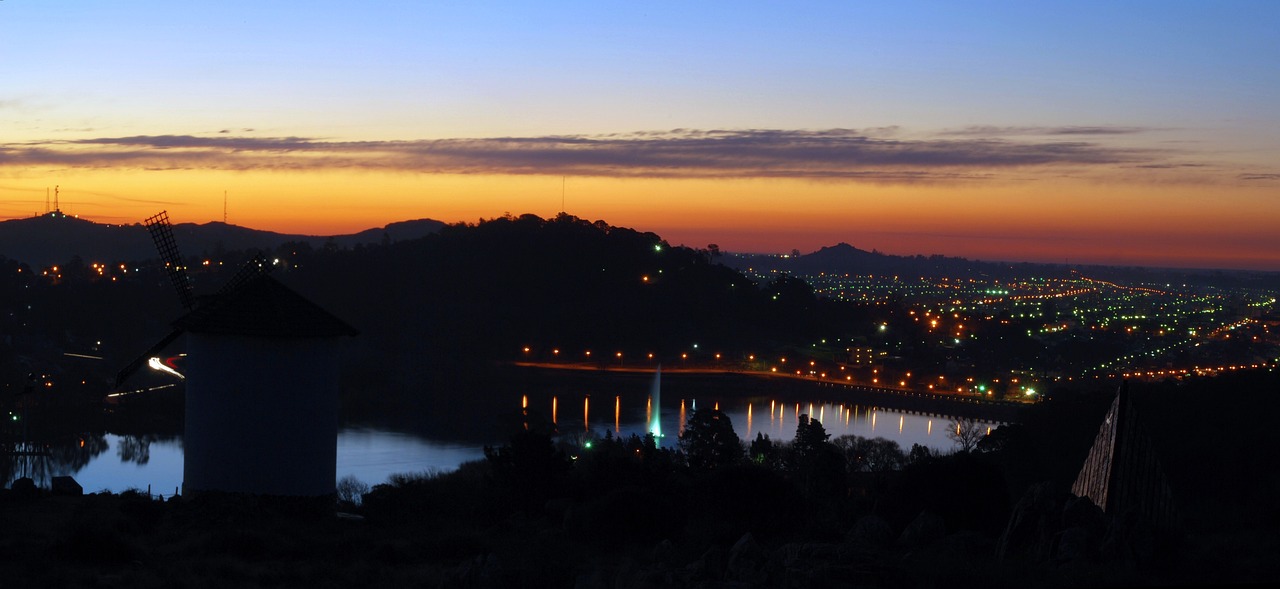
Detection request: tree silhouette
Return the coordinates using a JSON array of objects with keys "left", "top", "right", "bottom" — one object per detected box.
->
[
  {"left": 948, "top": 418, "right": 986, "bottom": 453},
  {"left": 485, "top": 429, "right": 571, "bottom": 512},
  {"left": 790, "top": 414, "right": 845, "bottom": 500},
  {"left": 679, "top": 408, "right": 742, "bottom": 471},
  {"left": 792, "top": 413, "right": 830, "bottom": 457}
]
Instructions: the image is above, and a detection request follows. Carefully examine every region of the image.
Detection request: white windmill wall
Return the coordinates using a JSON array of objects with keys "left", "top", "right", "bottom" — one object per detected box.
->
[{"left": 183, "top": 333, "right": 342, "bottom": 496}]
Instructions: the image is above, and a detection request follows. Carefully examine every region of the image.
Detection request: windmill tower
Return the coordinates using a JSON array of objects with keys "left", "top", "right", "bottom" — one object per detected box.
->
[{"left": 119, "top": 211, "right": 357, "bottom": 497}]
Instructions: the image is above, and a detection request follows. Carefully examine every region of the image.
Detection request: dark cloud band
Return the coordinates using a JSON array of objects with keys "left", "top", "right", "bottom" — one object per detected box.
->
[{"left": 1, "top": 128, "right": 1169, "bottom": 181}]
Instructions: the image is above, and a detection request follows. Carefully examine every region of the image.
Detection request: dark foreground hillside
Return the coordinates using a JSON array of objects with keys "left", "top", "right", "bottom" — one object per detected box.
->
[{"left": 2, "top": 371, "right": 1277, "bottom": 588}]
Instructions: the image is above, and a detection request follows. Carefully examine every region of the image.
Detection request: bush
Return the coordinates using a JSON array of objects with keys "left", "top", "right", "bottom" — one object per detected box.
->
[{"left": 336, "top": 475, "right": 370, "bottom": 507}]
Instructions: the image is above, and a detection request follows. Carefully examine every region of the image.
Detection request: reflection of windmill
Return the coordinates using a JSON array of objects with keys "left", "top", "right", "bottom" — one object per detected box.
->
[{"left": 118, "top": 211, "right": 357, "bottom": 497}]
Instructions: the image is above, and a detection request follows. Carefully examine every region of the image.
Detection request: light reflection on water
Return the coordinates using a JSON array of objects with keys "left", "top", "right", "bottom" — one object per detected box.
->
[
  {"left": 10, "top": 394, "right": 994, "bottom": 495},
  {"left": 9, "top": 431, "right": 487, "bottom": 498},
  {"left": 536, "top": 393, "right": 997, "bottom": 454}
]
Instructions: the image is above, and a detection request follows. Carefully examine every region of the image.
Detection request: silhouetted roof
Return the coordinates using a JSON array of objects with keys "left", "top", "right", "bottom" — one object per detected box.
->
[{"left": 173, "top": 274, "right": 358, "bottom": 338}]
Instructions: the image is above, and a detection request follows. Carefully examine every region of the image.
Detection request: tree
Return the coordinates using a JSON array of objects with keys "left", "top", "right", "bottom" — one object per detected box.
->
[
  {"left": 749, "top": 432, "right": 782, "bottom": 469},
  {"left": 792, "top": 414, "right": 830, "bottom": 458},
  {"left": 485, "top": 429, "right": 572, "bottom": 512},
  {"left": 680, "top": 408, "right": 743, "bottom": 471},
  {"left": 790, "top": 414, "right": 845, "bottom": 499},
  {"left": 948, "top": 418, "right": 987, "bottom": 453},
  {"left": 336, "top": 475, "right": 370, "bottom": 506},
  {"left": 834, "top": 435, "right": 905, "bottom": 472},
  {"left": 907, "top": 443, "right": 937, "bottom": 465}
]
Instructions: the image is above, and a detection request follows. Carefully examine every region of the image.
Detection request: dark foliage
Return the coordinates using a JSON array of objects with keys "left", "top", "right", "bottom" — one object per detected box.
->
[
  {"left": 679, "top": 407, "right": 743, "bottom": 471},
  {"left": 483, "top": 429, "right": 571, "bottom": 513},
  {"left": 885, "top": 450, "right": 1012, "bottom": 536}
]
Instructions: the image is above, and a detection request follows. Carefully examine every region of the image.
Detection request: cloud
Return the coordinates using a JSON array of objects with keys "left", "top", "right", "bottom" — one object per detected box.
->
[
  {"left": 74, "top": 135, "right": 316, "bottom": 150},
  {"left": 1239, "top": 173, "right": 1280, "bottom": 181},
  {"left": 0, "top": 128, "right": 1173, "bottom": 182},
  {"left": 939, "top": 125, "right": 1150, "bottom": 137}
]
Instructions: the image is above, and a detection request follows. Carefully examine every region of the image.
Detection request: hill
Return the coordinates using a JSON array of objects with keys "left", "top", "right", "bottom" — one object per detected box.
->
[
  {"left": 0, "top": 212, "right": 443, "bottom": 267},
  {"left": 725, "top": 241, "right": 1280, "bottom": 288},
  {"left": 725, "top": 242, "right": 1072, "bottom": 279}
]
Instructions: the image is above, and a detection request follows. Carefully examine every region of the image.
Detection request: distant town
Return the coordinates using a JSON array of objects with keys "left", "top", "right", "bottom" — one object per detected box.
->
[{"left": 3, "top": 210, "right": 1277, "bottom": 409}]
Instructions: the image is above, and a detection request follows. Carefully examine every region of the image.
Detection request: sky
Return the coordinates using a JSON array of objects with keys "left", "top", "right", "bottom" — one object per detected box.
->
[{"left": 2, "top": 1, "right": 1278, "bottom": 270}]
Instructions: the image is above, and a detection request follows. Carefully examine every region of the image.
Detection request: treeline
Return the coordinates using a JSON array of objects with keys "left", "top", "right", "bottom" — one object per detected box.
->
[
  {"left": 361, "top": 406, "right": 1015, "bottom": 586},
  {"left": 351, "top": 372, "right": 1280, "bottom": 586}
]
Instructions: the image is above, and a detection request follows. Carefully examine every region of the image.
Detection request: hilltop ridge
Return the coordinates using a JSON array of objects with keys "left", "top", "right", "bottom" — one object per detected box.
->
[{"left": 0, "top": 212, "right": 444, "bottom": 266}]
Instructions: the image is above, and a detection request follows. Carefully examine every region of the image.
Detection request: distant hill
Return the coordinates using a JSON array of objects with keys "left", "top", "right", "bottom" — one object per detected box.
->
[
  {"left": 723, "top": 242, "right": 1048, "bottom": 279},
  {"left": 723, "top": 242, "right": 1280, "bottom": 288},
  {"left": 0, "top": 212, "right": 444, "bottom": 267}
]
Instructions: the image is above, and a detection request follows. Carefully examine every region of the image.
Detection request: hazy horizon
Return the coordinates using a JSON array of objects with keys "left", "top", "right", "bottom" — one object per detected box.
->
[{"left": 7, "top": 209, "right": 1278, "bottom": 274}]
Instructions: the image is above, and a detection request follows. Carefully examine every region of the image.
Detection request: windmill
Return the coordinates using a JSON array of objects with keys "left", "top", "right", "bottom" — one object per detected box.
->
[
  {"left": 115, "top": 212, "right": 275, "bottom": 389},
  {"left": 117, "top": 211, "right": 357, "bottom": 497}
]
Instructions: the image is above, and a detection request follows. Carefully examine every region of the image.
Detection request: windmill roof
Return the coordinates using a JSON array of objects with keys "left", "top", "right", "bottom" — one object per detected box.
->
[
  {"left": 1071, "top": 381, "right": 1178, "bottom": 529},
  {"left": 173, "top": 274, "right": 358, "bottom": 338}
]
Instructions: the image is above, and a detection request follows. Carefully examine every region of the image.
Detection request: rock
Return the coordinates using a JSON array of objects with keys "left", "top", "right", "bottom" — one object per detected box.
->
[
  {"left": 573, "top": 568, "right": 609, "bottom": 589},
  {"left": 898, "top": 511, "right": 946, "bottom": 549},
  {"left": 650, "top": 538, "right": 675, "bottom": 565},
  {"left": 686, "top": 545, "right": 727, "bottom": 583},
  {"left": 1101, "top": 509, "right": 1156, "bottom": 564},
  {"left": 997, "top": 482, "right": 1067, "bottom": 561},
  {"left": 1054, "top": 526, "right": 1097, "bottom": 564},
  {"left": 846, "top": 514, "right": 894, "bottom": 549},
  {"left": 449, "top": 553, "right": 503, "bottom": 589},
  {"left": 726, "top": 532, "right": 769, "bottom": 585},
  {"left": 1062, "top": 494, "right": 1107, "bottom": 537},
  {"left": 935, "top": 531, "right": 996, "bottom": 560}
]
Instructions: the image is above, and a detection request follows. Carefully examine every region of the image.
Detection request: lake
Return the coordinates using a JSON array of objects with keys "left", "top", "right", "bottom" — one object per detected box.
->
[{"left": 4, "top": 385, "right": 998, "bottom": 496}]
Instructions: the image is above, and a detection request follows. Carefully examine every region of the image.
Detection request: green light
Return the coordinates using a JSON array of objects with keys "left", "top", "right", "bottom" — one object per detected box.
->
[
  {"left": 978, "top": 385, "right": 987, "bottom": 392},
  {"left": 584, "top": 441, "right": 593, "bottom": 449}
]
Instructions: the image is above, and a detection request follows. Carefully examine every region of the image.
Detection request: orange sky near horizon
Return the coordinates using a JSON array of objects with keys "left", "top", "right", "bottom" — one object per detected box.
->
[
  {"left": 5, "top": 168, "right": 1277, "bottom": 271},
  {"left": 3, "top": 2, "right": 1278, "bottom": 271}
]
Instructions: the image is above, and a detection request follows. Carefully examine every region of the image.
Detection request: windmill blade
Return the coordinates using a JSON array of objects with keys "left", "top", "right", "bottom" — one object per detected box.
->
[
  {"left": 114, "top": 329, "right": 184, "bottom": 389},
  {"left": 217, "top": 252, "right": 276, "bottom": 296},
  {"left": 144, "top": 210, "right": 195, "bottom": 311}
]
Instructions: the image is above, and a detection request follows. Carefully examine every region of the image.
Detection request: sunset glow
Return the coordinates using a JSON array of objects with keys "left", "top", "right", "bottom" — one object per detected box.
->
[{"left": 2, "top": 1, "right": 1278, "bottom": 269}]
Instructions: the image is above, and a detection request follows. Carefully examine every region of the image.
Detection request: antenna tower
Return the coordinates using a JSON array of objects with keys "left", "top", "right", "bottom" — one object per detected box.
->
[
  {"left": 223, "top": 190, "right": 228, "bottom": 224},
  {"left": 144, "top": 211, "right": 196, "bottom": 311},
  {"left": 54, "top": 185, "right": 60, "bottom": 212}
]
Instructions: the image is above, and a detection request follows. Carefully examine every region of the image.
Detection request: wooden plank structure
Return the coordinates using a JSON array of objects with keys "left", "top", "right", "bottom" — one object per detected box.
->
[{"left": 1071, "top": 381, "right": 1178, "bottom": 530}]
